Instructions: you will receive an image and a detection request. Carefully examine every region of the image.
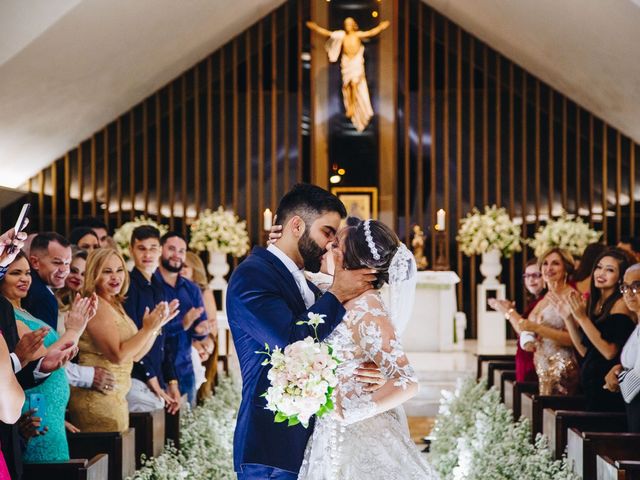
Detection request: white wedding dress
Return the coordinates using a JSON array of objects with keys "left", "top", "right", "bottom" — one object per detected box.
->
[{"left": 298, "top": 291, "right": 439, "bottom": 480}]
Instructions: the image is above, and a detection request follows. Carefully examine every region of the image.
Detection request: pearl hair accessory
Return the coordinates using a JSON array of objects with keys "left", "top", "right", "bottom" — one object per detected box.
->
[{"left": 363, "top": 219, "right": 380, "bottom": 261}]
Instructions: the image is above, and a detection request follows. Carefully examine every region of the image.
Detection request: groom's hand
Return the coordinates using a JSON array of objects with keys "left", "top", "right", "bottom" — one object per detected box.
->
[
  {"left": 356, "top": 361, "right": 386, "bottom": 392},
  {"left": 328, "top": 248, "right": 377, "bottom": 304}
]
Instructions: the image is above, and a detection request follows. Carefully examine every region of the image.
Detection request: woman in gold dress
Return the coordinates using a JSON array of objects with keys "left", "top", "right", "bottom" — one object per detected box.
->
[
  {"left": 507, "top": 248, "right": 580, "bottom": 395},
  {"left": 68, "top": 248, "right": 173, "bottom": 432}
]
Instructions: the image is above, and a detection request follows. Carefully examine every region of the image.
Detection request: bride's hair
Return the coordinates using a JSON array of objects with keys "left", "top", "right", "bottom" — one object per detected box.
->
[{"left": 342, "top": 220, "right": 400, "bottom": 289}]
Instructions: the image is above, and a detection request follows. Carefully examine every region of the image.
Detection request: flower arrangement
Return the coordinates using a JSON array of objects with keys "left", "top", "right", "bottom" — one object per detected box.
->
[
  {"left": 456, "top": 206, "right": 522, "bottom": 258},
  {"left": 189, "top": 207, "right": 250, "bottom": 258},
  {"left": 257, "top": 313, "right": 339, "bottom": 428},
  {"left": 129, "top": 375, "right": 240, "bottom": 480},
  {"left": 527, "top": 213, "right": 602, "bottom": 257},
  {"left": 430, "top": 377, "right": 578, "bottom": 480},
  {"left": 113, "top": 216, "right": 169, "bottom": 261}
]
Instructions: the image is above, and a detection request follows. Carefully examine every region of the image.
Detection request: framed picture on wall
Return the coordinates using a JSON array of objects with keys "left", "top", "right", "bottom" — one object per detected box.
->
[{"left": 331, "top": 186, "right": 378, "bottom": 221}]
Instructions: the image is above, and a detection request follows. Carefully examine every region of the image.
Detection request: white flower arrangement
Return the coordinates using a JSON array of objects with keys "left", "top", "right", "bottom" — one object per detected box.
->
[
  {"left": 189, "top": 207, "right": 250, "bottom": 258},
  {"left": 112, "top": 216, "right": 169, "bottom": 261},
  {"left": 430, "top": 377, "right": 578, "bottom": 480},
  {"left": 128, "top": 375, "right": 241, "bottom": 480},
  {"left": 456, "top": 206, "right": 522, "bottom": 258},
  {"left": 258, "top": 313, "right": 340, "bottom": 428},
  {"left": 527, "top": 212, "right": 602, "bottom": 257}
]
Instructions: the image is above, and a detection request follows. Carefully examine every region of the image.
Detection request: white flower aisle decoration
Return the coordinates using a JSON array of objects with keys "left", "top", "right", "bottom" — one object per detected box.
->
[
  {"left": 456, "top": 205, "right": 521, "bottom": 285},
  {"left": 429, "top": 377, "right": 578, "bottom": 480},
  {"left": 113, "top": 216, "right": 169, "bottom": 261},
  {"left": 189, "top": 207, "right": 250, "bottom": 288},
  {"left": 257, "top": 313, "right": 340, "bottom": 428},
  {"left": 129, "top": 376, "right": 241, "bottom": 480},
  {"left": 527, "top": 212, "right": 602, "bottom": 257}
]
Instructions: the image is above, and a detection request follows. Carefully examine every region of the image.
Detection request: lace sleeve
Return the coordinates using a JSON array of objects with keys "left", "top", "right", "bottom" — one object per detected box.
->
[{"left": 339, "top": 292, "right": 418, "bottom": 425}]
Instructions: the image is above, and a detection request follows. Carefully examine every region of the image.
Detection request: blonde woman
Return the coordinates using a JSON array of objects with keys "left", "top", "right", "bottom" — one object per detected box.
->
[
  {"left": 181, "top": 251, "right": 218, "bottom": 399},
  {"left": 68, "top": 248, "right": 173, "bottom": 432},
  {"left": 506, "top": 248, "right": 580, "bottom": 395}
]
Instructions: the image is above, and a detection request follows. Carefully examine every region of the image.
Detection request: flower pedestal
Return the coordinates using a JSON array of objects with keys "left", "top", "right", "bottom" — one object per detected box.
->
[
  {"left": 477, "top": 249, "right": 506, "bottom": 350},
  {"left": 208, "top": 250, "right": 230, "bottom": 290}
]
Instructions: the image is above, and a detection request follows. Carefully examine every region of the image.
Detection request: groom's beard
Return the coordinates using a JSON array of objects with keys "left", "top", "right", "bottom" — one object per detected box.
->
[
  {"left": 298, "top": 231, "right": 325, "bottom": 273},
  {"left": 161, "top": 256, "right": 183, "bottom": 273}
]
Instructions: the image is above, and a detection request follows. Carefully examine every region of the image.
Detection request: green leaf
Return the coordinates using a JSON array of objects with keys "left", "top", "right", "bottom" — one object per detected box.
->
[
  {"left": 295, "top": 321, "right": 305, "bottom": 325},
  {"left": 325, "top": 398, "right": 334, "bottom": 410},
  {"left": 274, "top": 412, "right": 287, "bottom": 423},
  {"left": 261, "top": 359, "right": 270, "bottom": 366},
  {"left": 287, "top": 416, "right": 300, "bottom": 427}
]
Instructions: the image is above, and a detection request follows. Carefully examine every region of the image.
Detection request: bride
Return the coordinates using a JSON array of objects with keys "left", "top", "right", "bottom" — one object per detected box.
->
[{"left": 297, "top": 219, "right": 438, "bottom": 480}]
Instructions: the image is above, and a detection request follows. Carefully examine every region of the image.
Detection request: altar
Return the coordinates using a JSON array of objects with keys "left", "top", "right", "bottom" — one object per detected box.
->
[{"left": 397, "top": 270, "right": 461, "bottom": 352}]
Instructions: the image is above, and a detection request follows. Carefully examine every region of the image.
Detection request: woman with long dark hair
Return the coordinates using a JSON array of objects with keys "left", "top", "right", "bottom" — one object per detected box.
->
[{"left": 556, "top": 248, "right": 636, "bottom": 411}]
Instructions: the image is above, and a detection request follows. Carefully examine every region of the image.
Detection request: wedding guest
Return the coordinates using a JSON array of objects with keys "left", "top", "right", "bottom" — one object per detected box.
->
[
  {"left": 76, "top": 218, "right": 111, "bottom": 249},
  {"left": 155, "top": 233, "right": 207, "bottom": 406},
  {"left": 572, "top": 242, "right": 607, "bottom": 298},
  {"left": 56, "top": 248, "right": 88, "bottom": 332},
  {"left": 23, "top": 232, "right": 72, "bottom": 329},
  {"left": 618, "top": 237, "right": 640, "bottom": 262},
  {"left": 68, "top": 248, "right": 172, "bottom": 432},
  {"left": 124, "top": 226, "right": 180, "bottom": 414},
  {"left": 604, "top": 264, "right": 640, "bottom": 432},
  {"left": 181, "top": 251, "right": 218, "bottom": 401},
  {"left": 0, "top": 331, "right": 23, "bottom": 480},
  {"left": 69, "top": 227, "right": 100, "bottom": 252},
  {"left": 555, "top": 248, "right": 635, "bottom": 411},
  {"left": 507, "top": 248, "right": 580, "bottom": 395},
  {"left": 1, "top": 252, "right": 97, "bottom": 462},
  {"left": 489, "top": 258, "right": 546, "bottom": 383}
]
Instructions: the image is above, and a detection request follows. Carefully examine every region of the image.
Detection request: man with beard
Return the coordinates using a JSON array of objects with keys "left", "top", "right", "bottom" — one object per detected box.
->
[
  {"left": 155, "top": 232, "right": 207, "bottom": 406},
  {"left": 226, "top": 183, "right": 378, "bottom": 480}
]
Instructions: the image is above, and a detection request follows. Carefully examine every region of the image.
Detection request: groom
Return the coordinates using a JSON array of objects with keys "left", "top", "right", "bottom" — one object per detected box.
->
[{"left": 227, "top": 183, "right": 376, "bottom": 479}]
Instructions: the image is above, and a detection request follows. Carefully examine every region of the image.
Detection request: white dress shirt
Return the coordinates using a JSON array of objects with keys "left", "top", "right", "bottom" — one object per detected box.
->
[{"left": 267, "top": 244, "right": 316, "bottom": 308}]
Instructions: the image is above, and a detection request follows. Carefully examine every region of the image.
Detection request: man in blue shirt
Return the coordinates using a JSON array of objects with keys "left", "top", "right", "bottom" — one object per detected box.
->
[
  {"left": 155, "top": 232, "right": 207, "bottom": 406},
  {"left": 124, "top": 225, "right": 181, "bottom": 413}
]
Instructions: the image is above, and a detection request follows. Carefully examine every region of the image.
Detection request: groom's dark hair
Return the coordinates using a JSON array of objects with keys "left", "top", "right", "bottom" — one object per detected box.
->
[{"left": 275, "top": 183, "right": 347, "bottom": 227}]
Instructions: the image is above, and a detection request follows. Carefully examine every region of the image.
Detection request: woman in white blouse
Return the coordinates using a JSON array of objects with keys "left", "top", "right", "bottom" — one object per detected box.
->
[{"left": 604, "top": 263, "right": 640, "bottom": 432}]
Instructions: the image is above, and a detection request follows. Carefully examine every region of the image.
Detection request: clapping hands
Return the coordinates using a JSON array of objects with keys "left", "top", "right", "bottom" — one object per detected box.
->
[{"left": 65, "top": 293, "right": 99, "bottom": 334}]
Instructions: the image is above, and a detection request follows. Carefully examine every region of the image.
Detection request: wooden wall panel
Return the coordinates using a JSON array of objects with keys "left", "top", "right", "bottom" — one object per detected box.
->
[{"left": 15, "top": 0, "right": 307, "bottom": 246}]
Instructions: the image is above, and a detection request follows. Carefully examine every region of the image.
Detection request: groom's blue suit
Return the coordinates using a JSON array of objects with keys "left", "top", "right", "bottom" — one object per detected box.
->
[{"left": 226, "top": 247, "right": 346, "bottom": 477}]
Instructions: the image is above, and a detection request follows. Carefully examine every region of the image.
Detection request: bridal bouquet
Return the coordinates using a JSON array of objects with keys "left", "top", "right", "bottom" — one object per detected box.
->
[
  {"left": 456, "top": 205, "right": 522, "bottom": 258},
  {"left": 527, "top": 212, "right": 602, "bottom": 257},
  {"left": 189, "top": 207, "right": 250, "bottom": 258},
  {"left": 113, "top": 216, "right": 168, "bottom": 260},
  {"left": 257, "top": 313, "right": 339, "bottom": 428}
]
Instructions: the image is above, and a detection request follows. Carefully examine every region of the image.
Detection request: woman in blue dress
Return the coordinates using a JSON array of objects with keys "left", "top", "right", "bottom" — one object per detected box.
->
[{"left": 0, "top": 252, "right": 96, "bottom": 463}]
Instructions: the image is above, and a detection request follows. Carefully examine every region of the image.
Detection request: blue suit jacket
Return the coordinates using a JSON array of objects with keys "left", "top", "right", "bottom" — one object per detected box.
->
[
  {"left": 226, "top": 247, "right": 345, "bottom": 474},
  {"left": 22, "top": 271, "right": 58, "bottom": 329}
]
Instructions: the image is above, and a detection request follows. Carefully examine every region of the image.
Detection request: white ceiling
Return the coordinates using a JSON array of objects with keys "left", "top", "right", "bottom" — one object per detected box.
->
[
  {"left": 1, "top": 0, "right": 639, "bottom": 189},
  {"left": 0, "top": 0, "right": 284, "bottom": 188},
  {"left": 423, "top": 0, "right": 640, "bottom": 145}
]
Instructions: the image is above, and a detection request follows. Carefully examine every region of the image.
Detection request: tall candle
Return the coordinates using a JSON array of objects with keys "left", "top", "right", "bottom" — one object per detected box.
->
[
  {"left": 263, "top": 208, "right": 273, "bottom": 231},
  {"left": 436, "top": 209, "right": 446, "bottom": 231}
]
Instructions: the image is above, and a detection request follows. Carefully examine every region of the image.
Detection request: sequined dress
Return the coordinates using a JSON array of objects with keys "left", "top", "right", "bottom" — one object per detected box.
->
[
  {"left": 534, "top": 304, "right": 579, "bottom": 396},
  {"left": 298, "top": 292, "right": 438, "bottom": 480}
]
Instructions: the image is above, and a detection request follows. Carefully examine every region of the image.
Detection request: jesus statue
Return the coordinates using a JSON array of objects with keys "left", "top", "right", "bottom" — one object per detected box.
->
[{"left": 307, "top": 17, "right": 390, "bottom": 132}]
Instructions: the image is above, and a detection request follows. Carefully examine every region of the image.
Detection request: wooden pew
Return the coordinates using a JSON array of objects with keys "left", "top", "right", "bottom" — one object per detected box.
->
[
  {"left": 542, "top": 409, "right": 627, "bottom": 459},
  {"left": 504, "top": 380, "right": 538, "bottom": 420},
  {"left": 567, "top": 428, "right": 640, "bottom": 480},
  {"left": 597, "top": 455, "right": 640, "bottom": 480},
  {"left": 476, "top": 354, "right": 515, "bottom": 381},
  {"left": 68, "top": 429, "right": 136, "bottom": 480},
  {"left": 520, "top": 393, "right": 585, "bottom": 442},
  {"left": 165, "top": 394, "right": 188, "bottom": 450},
  {"left": 495, "top": 369, "right": 516, "bottom": 403},
  {"left": 129, "top": 409, "right": 166, "bottom": 468},
  {"left": 486, "top": 361, "right": 516, "bottom": 389},
  {"left": 23, "top": 454, "right": 109, "bottom": 480}
]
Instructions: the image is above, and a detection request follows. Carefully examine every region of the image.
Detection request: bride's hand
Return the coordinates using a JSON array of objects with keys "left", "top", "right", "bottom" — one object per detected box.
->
[{"left": 356, "top": 361, "right": 385, "bottom": 392}]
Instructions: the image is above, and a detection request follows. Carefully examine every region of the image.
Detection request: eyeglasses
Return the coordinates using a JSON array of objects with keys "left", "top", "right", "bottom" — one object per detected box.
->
[
  {"left": 522, "top": 273, "right": 542, "bottom": 280},
  {"left": 620, "top": 282, "right": 640, "bottom": 295}
]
